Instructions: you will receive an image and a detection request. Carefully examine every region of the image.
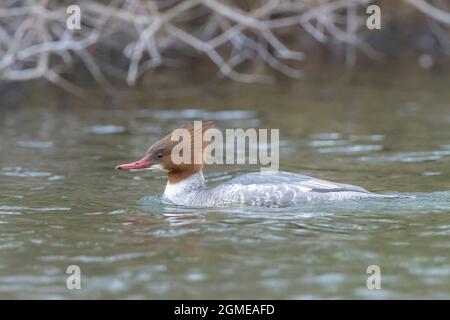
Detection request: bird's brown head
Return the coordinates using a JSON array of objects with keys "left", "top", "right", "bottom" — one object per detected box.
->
[{"left": 116, "top": 121, "right": 214, "bottom": 183}]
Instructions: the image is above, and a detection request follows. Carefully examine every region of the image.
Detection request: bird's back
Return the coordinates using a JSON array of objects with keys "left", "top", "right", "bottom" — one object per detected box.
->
[{"left": 199, "top": 171, "right": 376, "bottom": 207}]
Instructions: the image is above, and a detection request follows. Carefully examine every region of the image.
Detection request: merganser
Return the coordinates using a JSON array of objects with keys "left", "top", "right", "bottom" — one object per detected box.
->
[{"left": 116, "top": 121, "right": 384, "bottom": 207}]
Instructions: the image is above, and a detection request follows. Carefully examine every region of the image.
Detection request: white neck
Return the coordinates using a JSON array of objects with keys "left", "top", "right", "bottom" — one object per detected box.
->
[{"left": 163, "top": 170, "right": 206, "bottom": 204}]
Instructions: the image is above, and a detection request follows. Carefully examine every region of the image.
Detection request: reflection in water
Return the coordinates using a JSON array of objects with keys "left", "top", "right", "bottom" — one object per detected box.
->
[{"left": 0, "top": 73, "right": 450, "bottom": 298}]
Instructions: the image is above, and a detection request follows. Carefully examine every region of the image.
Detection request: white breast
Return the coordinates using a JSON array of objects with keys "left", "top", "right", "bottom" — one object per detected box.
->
[{"left": 163, "top": 171, "right": 206, "bottom": 205}]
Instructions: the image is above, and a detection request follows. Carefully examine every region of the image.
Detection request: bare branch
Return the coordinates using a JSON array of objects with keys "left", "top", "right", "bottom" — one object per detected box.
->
[{"left": 0, "top": 0, "right": 448, "bottom": 93}]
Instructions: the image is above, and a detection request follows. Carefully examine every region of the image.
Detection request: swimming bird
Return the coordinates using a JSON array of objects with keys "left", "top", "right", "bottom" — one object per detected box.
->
[{"left": 116, "top": 121, "right": 383, "bottom": 207}]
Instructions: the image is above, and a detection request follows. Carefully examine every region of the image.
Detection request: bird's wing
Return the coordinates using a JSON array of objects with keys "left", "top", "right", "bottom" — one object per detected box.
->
[{"left": 223, "top": 171, "right": 370, "bottom": 193}]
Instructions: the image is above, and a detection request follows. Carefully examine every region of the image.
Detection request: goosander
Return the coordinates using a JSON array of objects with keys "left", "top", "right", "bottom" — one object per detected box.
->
[{"left": 116, "top": 121, "right": 383, "bottom": 207}]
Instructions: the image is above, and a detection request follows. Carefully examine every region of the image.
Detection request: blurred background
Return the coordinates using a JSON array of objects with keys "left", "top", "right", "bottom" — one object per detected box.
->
[
  {"left": 0, "top": 1, "right": 450, "bottom": 299},
  {"left": 1, "top": 0, "right": 449, "bottom": 98}
]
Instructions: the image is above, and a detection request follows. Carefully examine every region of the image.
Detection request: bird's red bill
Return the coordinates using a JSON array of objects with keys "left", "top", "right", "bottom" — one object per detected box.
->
[{"left": 115, "top": 156, "right": 151, "bottom": 170}]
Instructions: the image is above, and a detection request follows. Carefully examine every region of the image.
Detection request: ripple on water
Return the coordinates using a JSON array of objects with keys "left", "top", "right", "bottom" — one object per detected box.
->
[
  {"left": 349, "top": 134, "right": 385, "bottom": 142},
  {"left": 136, "top": 109, "right": 256, "bottom": 120},
  {"left": 185, "top": 272, "right": 208, "bottom": 282},
  {"left": 2, "top": 167, "right": 64, "bottom": 181},
  {"left": 108, "top": 209, "right": 127, "bottom": 215},
  {"left": 318, "top": 145, "right": 383, "bottom": 154},
  {"left": 309, "top": 132, "right": 341, "bottom": 140},
  {"left": 422, "top": 171, "right": 442, "bottom": 176},
  {"left": 0, "top": 205, "right": 71, "bottom": 215},
  {"left": 361, "top": 150, "right": 450, "bottom": 162},
  {"left": 153, "top": 228, "right": 201, "bottom": 238},
  {"left": 16, "top": 140, "right": 54, "bottom": 148},
  {"left": 39, "top": 252, "right": 156, "bottom": 263},
  {"left": 48, "top": 175, "right": 65, "bottom": 181},
  {"left": 83, "top": 125, "right": 127, "bottom": 135},
  {"left": 308, "top": 133, "right": 384, "bottom": 154},
  {"left": 2, "top": 167, "right": 52, "bottom": 177},
  {"left": 309, "top": 140, "right": 347, "bottom": 147}
]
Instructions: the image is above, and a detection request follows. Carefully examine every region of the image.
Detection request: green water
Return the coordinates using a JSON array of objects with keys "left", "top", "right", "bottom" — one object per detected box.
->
[{"left": 0, "top": 72, "right": 449, "bottom": 299}]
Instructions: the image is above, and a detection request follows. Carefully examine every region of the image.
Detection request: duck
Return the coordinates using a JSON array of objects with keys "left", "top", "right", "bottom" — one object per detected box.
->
[{"left": 116, "top": 121, "right": 385, "bottom": 207}]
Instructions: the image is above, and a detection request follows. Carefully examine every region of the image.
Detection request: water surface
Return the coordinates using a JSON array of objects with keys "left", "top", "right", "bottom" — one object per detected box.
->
[{"left": 1, "top": 73, "right": 449, "bottom": 299}]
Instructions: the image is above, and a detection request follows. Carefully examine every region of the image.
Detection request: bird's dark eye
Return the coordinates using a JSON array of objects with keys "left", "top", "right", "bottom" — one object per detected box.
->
[{"left": 151, "top": 149, "right": 165, "bottom": 160}]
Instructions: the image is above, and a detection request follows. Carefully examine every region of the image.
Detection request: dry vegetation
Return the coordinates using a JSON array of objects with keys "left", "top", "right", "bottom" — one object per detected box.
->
[{"left": 0, "top": 0, "right": 449, "bottom": 94}]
